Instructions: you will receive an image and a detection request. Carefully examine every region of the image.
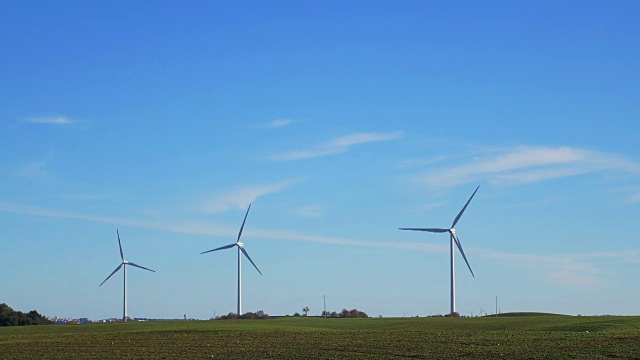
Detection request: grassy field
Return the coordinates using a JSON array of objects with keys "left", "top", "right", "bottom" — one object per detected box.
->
[{"left": 1, "top": 315, "right": 639, "bottom": 359}]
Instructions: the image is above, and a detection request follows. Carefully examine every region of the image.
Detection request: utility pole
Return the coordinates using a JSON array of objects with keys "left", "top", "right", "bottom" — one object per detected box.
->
[
  {"left": 323, "top": 295, "right": 327, "bottom": 318},
  {"left": 495, "top": 296, "right": 498, "bottom": 317}
]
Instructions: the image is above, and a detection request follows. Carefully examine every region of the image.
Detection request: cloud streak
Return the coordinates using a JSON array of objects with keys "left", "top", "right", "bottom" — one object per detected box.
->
[
  {"left": 258, "top": 119, "right": 296, "bottom": 128},
  {"left": 295, "top": 205, "right": 324, "bottom": 218},
  {"left": 15, "top": 153, "right": 55, "bottom": 181},
  {"left": 0, "top": 202, "right": 239, "bottom": 238},
  {"left": 412, "top": 146, "right": 637, "bottom": 188},
  {"left": 200, "top": 179, "right": 303, "bottom": 213},
  {"left": 0, "top": 201, "right": 442, "bottom": 252},
  {"left": 269, "top": 131, "right": 403, "bottom": 161},
  {"left": 1, "top": 201, "right": 637, "bottom": 289},
  {"left": 473, "top": 247, "right": 640, "bottom": 289},
  {"left": 24, "top": 116, "right": 75, "bottom": 125}
]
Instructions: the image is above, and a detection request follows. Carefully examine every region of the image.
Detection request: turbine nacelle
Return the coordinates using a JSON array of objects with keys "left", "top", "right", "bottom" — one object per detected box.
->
[{"left": 236, "top": 241, "right": 244, "bottom": 247}]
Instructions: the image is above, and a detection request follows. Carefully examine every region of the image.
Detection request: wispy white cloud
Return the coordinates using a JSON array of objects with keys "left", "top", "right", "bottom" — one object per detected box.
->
[
  {"left": 200, "top": 179, "right": 303, "bottom": 213},
  {"left": 295, "top": 205, "right": 324, "bottom": 218},
  {"left": 250, "top": 227, "right": 446, "bottom": 252},
  {"left": 472, "top": 247, "right": 640, "bottom": 289},
  {"left": 397, "top": 156, "right": 450, "bottom": 169},
  {"left": 269, "top": 131, "right": 404, "bottom": 161},
  {"left": 53, "top": 192, "right": 120, "bottom": 201},
  {"left": 24, "top": 116, "right": 75, "bottom": 125},
  {"left": 415, "top": 202, "right": 448, "bottom": 211},
  {"left": 412, "top": 146, "right": 637, "bottom": 189},
  {"left": 616, "top": 185, "right": 640, "bottom": 203},
  {"left": 0, "top": 202, "right": 239, "bottom": 238},
  {"left": 0, "top": 201, "right": 443, "bottom": 252},
  {"left": 15, "top": 154, "right": 55, "bottom": 181},
  {"left": 1, "top": 201, "right": 637, "bottom": 289},
  {"left": 472, "top": 247, "right": 640, "bottom": 264},
  {"left": 546, "top": 261, "right": 605, "bottom": 288},
  {"left": 257, "top": 119, "right": 296, "bottom": 128}
]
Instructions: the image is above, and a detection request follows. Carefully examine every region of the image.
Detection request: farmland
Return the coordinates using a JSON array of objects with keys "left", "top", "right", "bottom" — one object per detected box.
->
[{"left": 1, "top": 315, "right": 639, "bottom": 359}]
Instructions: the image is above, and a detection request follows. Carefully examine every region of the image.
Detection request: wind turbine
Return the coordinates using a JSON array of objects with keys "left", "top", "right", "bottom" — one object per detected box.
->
[
  {"left": 99, "top": 229, "right": 155, "bottom": 322},
  {"left": 399, "top": 185, "right": 480, "bottom": 315},
  {"left": 201, "top": 204, "right": 262, "bottom": 315}
]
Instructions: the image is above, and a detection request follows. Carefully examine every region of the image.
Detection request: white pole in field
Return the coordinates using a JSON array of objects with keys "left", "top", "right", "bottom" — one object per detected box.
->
[
  {"left": 123, "top": 264, "right": 127, "bottom": 322},
  {"left": 323, "top": 295, "right": 327, "bottom": 318},
  {"left": 450, "top": 233, "right": 456, "bottom": 314},
  {"left": 237, "top": 246, "right": 242, "bottom": 315}
]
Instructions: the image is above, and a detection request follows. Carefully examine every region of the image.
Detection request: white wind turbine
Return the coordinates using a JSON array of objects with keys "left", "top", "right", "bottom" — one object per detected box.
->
[
  {"left": 400, "top": 185, "right": 480, "bottom": 315},
  {"left": 99, "top": 229, "right": 155, "bottom": 322},
  {"left": 201, "top": 204, "right": 262, "bottom": 315}
]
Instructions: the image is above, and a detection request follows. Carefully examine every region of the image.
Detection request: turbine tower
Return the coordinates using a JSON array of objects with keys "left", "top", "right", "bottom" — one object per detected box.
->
[
  {"left": 201, "top": 204, "right": 262, "bottom": 315},
  {"left": 99, "top": 229, "right": 155, "bottom": 322},
  {"left": 400, "top": 185, "right": 479, "bottom": 315}
]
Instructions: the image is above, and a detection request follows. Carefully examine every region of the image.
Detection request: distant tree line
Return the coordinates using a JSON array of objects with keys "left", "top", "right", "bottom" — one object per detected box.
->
[
  {"left": 320, "top": 309, "right": 368, "bottom": 318},
  {"left": 427, "top": 312, "right": 461, "bottom": 318},
  {"left": 217, "top": 310, "right": 270, "bottom": 320},
  {"left": 0, "top": 303, "right": 52, "bottom": 326}
]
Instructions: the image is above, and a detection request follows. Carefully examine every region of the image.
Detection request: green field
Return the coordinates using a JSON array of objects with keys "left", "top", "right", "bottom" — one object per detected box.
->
[{"left": 1, "top": 315, "right": 639, "bottom": 359}]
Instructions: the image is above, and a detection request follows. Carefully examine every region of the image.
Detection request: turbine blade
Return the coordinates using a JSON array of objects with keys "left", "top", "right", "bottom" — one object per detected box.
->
[
  {"left": 127, "top": 262, "right": 156, "bottom": 273},
  {"left": 200, "top": 243, "right": 236, "bottom": 254},
  {"left": 240, "top": 246, "right": 262, "bottom": 275},
  {"left": 451, "top": 185, "right": 480, "bottom": 229},
  {"left": 398, "top": 228, "right": 449, "bottom": 233},
  {"left": 117, "top": 229, "right": 125, "bottom": 261},
  {"left": 452, "top": 233, "right": 474, "bottom": 278},
  {"left": 237, "top": 203, "right": 252, "bottom": 243},
  {"left": 99, "top": 263, "right": 123, "bottom": 287}
]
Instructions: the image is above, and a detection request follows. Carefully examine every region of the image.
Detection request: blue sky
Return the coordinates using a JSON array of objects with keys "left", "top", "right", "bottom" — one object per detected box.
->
[{"left": 1, "top": 1, "right": 639, "bottom": 319}]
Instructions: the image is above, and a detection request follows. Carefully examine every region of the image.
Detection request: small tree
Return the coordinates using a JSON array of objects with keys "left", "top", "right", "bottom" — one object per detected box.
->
[
  {"left": 241, "top": 312, "right": 256, "bottom": 320},
  {"left": 302, "top": 307, "right": 310, "bottom": 316},
  {"left": 252, "top": 310, "right": 271, "bottom": 319},
  {"left": 219, "top": 312, "right": 239, "bottom": 320},
  {"left": 350, "top": 309, "right": 368, "bottom": 318}
]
